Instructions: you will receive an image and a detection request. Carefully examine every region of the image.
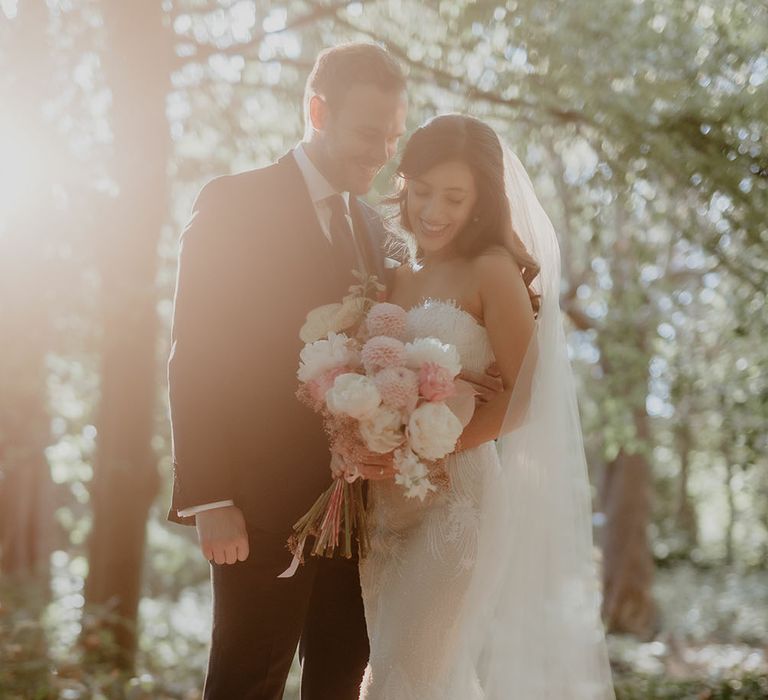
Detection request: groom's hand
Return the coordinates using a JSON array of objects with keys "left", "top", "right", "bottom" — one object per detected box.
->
[
  {"left": 195, "top": 505, "right": 249, "bottom": 565},
  {"left": 460, "top": 363, "right": 504, "bottom": 404}
]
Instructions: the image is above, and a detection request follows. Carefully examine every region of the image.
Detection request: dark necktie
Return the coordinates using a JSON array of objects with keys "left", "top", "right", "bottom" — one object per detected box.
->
[{"left": 325, "top": 193, "right": 360, "bottom": 280}]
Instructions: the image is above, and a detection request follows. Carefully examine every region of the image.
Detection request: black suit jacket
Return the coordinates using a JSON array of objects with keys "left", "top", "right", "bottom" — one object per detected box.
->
[{"left": 167, "top": 152, "right": 391, "bottom": 534}]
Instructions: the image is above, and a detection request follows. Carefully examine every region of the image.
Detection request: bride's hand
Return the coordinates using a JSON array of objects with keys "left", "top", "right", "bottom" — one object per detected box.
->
[
  {"left": 460, "top": 363, "right": 504, "bottom": 404},
  {"left": 330, "top": 448, "right": 396, "bottom": 480},
  {"left": 357, "top": 450, "right": 397, "bottom": 481}
]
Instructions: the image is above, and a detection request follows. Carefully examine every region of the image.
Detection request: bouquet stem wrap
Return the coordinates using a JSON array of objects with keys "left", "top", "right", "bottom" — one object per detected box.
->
[{"left": 278, "top": 478, "right": 369, "bottom": 578}]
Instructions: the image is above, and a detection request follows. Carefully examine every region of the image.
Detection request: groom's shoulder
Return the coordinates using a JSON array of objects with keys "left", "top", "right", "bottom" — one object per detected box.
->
[{"left": 194, "top": 161, "right": 284, "bottom": 212}]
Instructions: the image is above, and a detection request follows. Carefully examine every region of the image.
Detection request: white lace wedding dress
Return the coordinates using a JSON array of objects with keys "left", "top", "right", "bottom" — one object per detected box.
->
[{"left": 359, "top": 298, "right": 500, "bottom": 700}]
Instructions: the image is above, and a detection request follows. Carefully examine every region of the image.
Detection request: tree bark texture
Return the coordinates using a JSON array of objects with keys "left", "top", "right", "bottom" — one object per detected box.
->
[
  {"left": 0, "top": 0, "right": 56, "bottom": 582},
  {"left": 83, "top": 0, "right": 172, "bottom": 670}
]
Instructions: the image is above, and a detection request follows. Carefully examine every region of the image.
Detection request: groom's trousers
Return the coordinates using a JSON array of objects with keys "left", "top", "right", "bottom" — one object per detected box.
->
[{"left": 202, "top": 524, "right": 369, "bottom": 700}]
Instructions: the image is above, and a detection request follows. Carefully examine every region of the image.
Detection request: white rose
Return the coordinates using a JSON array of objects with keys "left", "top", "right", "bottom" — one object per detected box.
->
[
  {"left": 297, "top": 332, "right": 357, "bottom": 383},
  {"left": 359, "top": 406, "right": 406, "bottom": 454},
  {"left": 407, "top": 401, "right": 463, "bottom": 461},
  {"left": 404, "top": 337, "right": 462, "bottom": 378},
  {"left": 300, "top": 304, "right": 343, "bottom": 343},
  {"left": 326, "top": 374, "right": 381, "bottom": 419}
]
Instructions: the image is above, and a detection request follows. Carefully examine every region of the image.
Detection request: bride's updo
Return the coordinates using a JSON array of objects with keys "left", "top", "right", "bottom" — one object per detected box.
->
[{"left": 389, "top": 114, "right": 540, "bottom": 315}]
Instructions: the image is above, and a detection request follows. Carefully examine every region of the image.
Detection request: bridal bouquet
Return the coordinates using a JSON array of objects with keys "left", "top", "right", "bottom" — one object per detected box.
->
[{"left": 280, "top": 272, "right": 473, "bottom": 575}]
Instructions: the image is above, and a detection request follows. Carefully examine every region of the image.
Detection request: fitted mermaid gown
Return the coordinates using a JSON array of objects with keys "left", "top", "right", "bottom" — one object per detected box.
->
[{"left": 359, "top": 299, "right": 501, "bottom": 700}]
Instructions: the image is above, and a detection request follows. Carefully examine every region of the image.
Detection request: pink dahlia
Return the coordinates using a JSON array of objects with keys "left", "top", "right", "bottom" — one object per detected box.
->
[
  {"left": 418, "top": 362, "right": 457, "bottom": 402},
  {"left": 374, "top": 366, "right": 419, "bottom": 412},
  {"left": 366, "top": 303, "right": 408, "bottom": 340},
  {"left": 361, "top": 336, "right": 406, "bottom": 374}
]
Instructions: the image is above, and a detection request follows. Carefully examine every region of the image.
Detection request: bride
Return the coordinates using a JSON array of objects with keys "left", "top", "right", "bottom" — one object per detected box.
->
[{"left": 357, "top": 114, "right": 616, "bottom": 699}]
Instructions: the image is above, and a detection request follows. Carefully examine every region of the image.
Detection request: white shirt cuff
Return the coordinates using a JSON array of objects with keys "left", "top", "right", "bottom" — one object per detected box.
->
[{"left": 177, "top": 499, "right": 235, "bottom": 518}]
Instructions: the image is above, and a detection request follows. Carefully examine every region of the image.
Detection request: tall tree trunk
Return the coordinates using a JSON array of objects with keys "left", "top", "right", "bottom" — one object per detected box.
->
[
  {"left": 551, "top": 153, "right": 657, "bottom": 634},
  {"left": 598, "top": 205, "right": 657, "bottom": 638},
  {"left": 600, "top": 407, "right": 657, "bottom": 637},
  {"left": 719, "top": 393, "right": 737, "bottom": 566},
  {"left": 0, "top": 0, "right": 56, "bottom": 582},
  {"left": 723, "top": 454, "right": 736, "bottom": 566},
  {"left": 83, "top": 0, "right": 172, "bottom": 670},
  {"left": 674, "top": 415, "right": 698, "bottom": 549}
]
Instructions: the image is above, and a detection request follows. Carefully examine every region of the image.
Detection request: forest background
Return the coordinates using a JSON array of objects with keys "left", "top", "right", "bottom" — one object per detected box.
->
[{"left": 0, "top": 0, "right": 766, "bottom": 698}]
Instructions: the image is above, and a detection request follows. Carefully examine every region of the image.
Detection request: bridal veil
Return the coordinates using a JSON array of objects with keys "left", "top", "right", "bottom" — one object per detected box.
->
[{"left": 449, "top": 142, "right": 616, "bottom": 699}]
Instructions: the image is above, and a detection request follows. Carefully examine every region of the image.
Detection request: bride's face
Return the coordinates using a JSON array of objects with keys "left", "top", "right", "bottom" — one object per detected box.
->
[{"left": 406, "top": 160, "right": 478, "bottom": 256}]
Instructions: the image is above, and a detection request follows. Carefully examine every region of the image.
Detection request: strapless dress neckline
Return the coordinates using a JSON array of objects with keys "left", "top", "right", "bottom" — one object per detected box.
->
[{"left": 406, "top": 298, "right": 485, "bottom": 330}]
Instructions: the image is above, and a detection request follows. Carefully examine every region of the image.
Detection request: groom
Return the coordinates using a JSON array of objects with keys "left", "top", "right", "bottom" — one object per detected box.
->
[{"left": 167, "top": 44, "right": 408, "bottom": 699}]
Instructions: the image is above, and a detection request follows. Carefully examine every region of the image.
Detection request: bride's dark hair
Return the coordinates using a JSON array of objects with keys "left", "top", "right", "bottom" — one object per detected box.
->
[{"left": 388, "top": 114, "right": 541, "bottom": 315}]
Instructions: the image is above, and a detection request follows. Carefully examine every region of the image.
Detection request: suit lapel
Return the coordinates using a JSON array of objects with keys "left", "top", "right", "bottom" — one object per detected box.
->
[
  {"left": 350, "top": 197, "right": 394, "bottom": 293},
  {"left": 275, "top": 151, "right": 329, "bottom": 260},
  {"left": 350, "top": 198, "right": 384, "bottom": 279},
  {"left": 274, "top": 151, "right": 358, "bottom": 300}
]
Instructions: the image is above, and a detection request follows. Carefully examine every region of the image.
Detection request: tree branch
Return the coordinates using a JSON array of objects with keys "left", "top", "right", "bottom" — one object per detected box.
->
[
  {"left": 562, "top": 298, "right": 599, "bottom": 332},
  {"left": 174, "top": 1, "right": 359, "bottom": 68},
  {"left": 327, "top": 11, "right": 591, "bottom": 126}
]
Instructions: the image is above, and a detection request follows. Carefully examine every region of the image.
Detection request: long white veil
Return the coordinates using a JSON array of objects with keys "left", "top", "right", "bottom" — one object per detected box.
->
[{"left": 451, "top": 145, "right": 616, "bottom": 698}]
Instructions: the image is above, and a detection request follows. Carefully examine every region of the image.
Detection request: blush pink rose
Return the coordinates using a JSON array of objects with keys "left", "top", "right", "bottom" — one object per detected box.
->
[
  {"left": 418, "top": 362, "right": 457, "bottom": 402},
  {"left": 307, "top": 366, "right": 353, "bottom": 405}
]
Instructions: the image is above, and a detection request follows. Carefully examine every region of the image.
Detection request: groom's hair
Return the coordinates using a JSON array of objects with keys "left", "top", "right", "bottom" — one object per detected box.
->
[{"left": 303, "top": 43, "right": 405, "bottom": 131}]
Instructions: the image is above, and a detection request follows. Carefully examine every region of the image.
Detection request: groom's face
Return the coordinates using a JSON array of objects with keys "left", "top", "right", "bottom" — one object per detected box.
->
[{"left": 314, "top": 84, "right": 407, "bottom": 195}]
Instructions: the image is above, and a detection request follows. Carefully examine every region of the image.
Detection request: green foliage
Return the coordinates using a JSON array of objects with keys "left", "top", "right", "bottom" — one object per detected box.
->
[
  {"left": 615, "top": 674, "right": 768, "bottom": 700},
  {"left": 2, "top": 563, "right": 767, "bottom": 697},
  {"left": 0, "top": 579, "right": 207, "bottom": 699},
  {"left": 0, "top": 583, "right": 52, "bottom": 700}
]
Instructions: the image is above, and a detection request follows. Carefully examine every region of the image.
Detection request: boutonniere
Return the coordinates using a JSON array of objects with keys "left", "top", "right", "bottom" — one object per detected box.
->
[{"left": 299, "top": 270, "right": 386, "bottom": 344}]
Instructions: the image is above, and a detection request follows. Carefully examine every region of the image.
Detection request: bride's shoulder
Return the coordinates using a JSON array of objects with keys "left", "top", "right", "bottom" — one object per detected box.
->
[
  {"left": 472, "top": 246, "right": 528, "bottom": 302},
  {"left": 472, "top": 245, "right": 519, "bottom": 278},
  {"left": 476, "top": 244, "right": 514, "bottom": 259}
]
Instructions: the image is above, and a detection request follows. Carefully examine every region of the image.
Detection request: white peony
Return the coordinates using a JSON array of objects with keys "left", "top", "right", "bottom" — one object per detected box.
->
[
  {"left": 407, "top": 401, "right": 463, "bottom": 461},
  {"left": 404, "top": 337, "right": 462, "bottom": 378},
  {"left": 325, "top": 373, "right": 381, "bottom": 419},
  {"left": 359, "top": 406, "right": 406, "bottom": 454},
  {"left": 297, "top": 332, "right": 357, "bottom": 383}
]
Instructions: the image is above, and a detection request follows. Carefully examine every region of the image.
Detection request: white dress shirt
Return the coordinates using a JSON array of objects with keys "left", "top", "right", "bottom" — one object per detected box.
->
[{"left": 177, "top": 144, "right": 364, "bottom": 518}]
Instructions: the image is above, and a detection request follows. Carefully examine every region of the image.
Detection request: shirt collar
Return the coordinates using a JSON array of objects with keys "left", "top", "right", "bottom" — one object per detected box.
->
[{"left": 293, "top": 142, "right": 350, "bottom": 209}]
